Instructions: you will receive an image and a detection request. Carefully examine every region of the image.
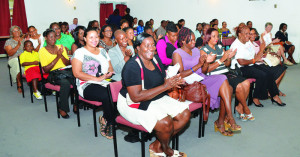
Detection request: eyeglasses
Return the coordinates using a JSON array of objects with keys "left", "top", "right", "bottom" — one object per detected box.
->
[{"left": 104, "top": 30, "right": 112, "bottom": 32}]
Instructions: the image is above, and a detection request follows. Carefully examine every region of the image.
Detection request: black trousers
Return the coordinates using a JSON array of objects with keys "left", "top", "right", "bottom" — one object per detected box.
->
[
  {"left": 56, "top": 78, "right": 71, "bottom": 112},
  {"left": 240, "top": 64, "right": 279, "bottom": 99},
  {"left": 83, "top": 84, "right": 113, "bottom": 125}
]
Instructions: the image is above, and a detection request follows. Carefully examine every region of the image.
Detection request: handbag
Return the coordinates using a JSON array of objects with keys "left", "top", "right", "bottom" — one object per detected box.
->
[
  {"left": 167, "top": 87, "right": 185, "bottom": 102},
  {"left": 47, "top": 68, "right": 75, "bottom": 85},
  {"left": 264, "top": 46, "right": 280, "bottom": 66},
  {"left": 183, "top": 81, "right": 210, "bottom": 121}
]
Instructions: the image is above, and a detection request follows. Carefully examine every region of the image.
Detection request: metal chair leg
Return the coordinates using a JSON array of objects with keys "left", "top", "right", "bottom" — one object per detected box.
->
[
  {"left": 29, "top": 83, "right": 33, "bottom": 103},
  {"left": 43, "top": 87, "right": 48, "bottom": 112},
  {"left": 141, "top": 132, "right": 145, "bottom": 157},
  {"left": 56, "top": 93, "right": 60, "bottom": 119},
  {"left": 248, "top": 83, "right": 254, "bottom": 106},
  {"left": 113, "top": 124, "right": 118, "bottom": 157},
  {"left": 201, "top": 108, "right": 205, "bottom": 137},
  {"left": 198, "top": 108, "right": 203, "bottom": 138},
  {"left": 93, "top": 108, "right": 98, "bottom": 137}
]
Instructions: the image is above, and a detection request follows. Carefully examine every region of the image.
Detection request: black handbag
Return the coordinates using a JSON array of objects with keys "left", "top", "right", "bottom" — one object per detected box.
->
[{"left": 47, "top": 68, "right": 75, "bottom": 85}]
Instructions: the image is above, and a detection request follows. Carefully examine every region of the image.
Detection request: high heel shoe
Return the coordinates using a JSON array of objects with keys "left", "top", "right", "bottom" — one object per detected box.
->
[
  {"left": 224, "top": 118, "right": 241, "bottom": 131},
  {"left": 271, "top": 98, "right": 286, "bottom": 106},
  {"left": 253, "top": 101, "right": 264, "bottom": 107},
  {"left": 246, "top": 113, "right": 255, "bottom": 121},
  {"left": 235, "top": 112, "right": 247, "bottom": 121},
  {"left": 214, "top": 121, "right": 233, "bottom": 136}
]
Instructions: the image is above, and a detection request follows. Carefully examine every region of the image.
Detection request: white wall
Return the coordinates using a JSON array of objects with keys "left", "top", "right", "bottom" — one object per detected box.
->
[
  {"left": 25, "top": 0, "right": 127, "bottom": 34},
  {"left": 24, "top": 0, "right": 299, "bottom": 62},
  {"left": 127, "top": 0, "right": 300, "bottom": 62}
]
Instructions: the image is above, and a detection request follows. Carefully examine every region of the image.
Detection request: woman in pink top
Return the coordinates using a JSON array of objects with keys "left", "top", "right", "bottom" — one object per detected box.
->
[{"left": 156, "top": 22, "right": 178, "bottom": 69}]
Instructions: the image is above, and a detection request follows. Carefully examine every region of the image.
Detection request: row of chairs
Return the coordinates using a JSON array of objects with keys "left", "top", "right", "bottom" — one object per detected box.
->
[{"left": 10, "top": 55, "right": 255, "bottom": 157}]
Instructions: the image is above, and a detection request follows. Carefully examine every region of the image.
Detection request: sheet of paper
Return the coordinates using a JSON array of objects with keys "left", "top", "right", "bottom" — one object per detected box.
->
[
  {"left": 85, "top": 80, "right": 110, "bottom": 87},
  {"left": 262, "top": 58, "right": 273, "bottom": 67},
  {"left": 166, "top": 63, "right": 180, "bottom": 79},
  {"left": 184, "top": 73, "right": 204, "bottom": 84}
]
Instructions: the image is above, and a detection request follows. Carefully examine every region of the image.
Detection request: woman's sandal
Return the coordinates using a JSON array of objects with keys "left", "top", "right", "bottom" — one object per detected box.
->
[
  {"left": 224, "top": 117, "right": 242, "bottom": 132},
  {"left": 99, "top": 116, "right": 107, "bottom": 137},
  {"left": 235, "top": 107, "right": 247, "bottom": 121},
  {"left": 105, "top": 125, "right": 113, "bottom": 140},
  {"left": 246, "top": 113, "right": 255, "bottom": 121},
  {"left": 149, "top": 149, "right": 166, "bottom": 157},
  {"left": 214, "top": 121, "right": 233, "bottom": 136},
  {"left": 171, "top": 150, "right": 187, "bottom": 157}
]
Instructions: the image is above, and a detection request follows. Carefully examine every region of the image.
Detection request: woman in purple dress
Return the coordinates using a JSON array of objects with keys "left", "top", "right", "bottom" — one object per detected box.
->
[{"left": 172, "top": 27, "right": 241, "bottom": 136}]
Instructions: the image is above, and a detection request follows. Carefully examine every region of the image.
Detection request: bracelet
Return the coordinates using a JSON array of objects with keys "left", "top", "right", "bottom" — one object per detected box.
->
[
  {"left": 191, "top": 68, "right": 195, "bottom": 73},
  {"left": 217, "top": 60, "right": 222, "bottom": 65},
  {"left": 252, "top": 59, "right": 255, "bottom": 64}
]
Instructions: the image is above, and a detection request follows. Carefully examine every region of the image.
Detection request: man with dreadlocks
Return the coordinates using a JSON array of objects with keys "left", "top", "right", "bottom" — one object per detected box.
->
[{"left": 172, "top": 27, "right": 241, "bottom": 136}]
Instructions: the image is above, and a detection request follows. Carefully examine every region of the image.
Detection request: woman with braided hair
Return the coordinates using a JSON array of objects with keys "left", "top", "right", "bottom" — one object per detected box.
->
[{"left": 172, "top": 27, "right": 241, "bottom": 136}]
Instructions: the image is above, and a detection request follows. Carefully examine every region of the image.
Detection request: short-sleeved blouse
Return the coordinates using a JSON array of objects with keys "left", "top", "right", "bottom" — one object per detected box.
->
[
  {"left": 4, "top": 38, "right": 25, "bottom": 60},
  {"left": 72, "top": 47, "right": 110, "bottom": 97},
  {"left": 120, "top": 55, "right": 166, "bottom": 110}
]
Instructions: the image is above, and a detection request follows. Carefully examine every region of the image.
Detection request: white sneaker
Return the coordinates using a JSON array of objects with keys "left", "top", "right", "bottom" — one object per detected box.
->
[{"left": 33, "top": 91, "right": 43, "bottom": 100}]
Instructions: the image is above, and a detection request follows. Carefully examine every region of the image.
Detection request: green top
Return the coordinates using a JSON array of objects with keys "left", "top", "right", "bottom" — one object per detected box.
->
[{"left": 43, "top": 33, "right": 75, "bottom": 50}]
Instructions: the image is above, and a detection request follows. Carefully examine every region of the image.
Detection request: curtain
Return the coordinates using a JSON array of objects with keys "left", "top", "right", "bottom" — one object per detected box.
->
[
  {"left": 12, "top": 0, "right": 28, "bottom": 34},
  {"left": 0, "top": 0, "right": 11, "bottom": 36},
  {"left": 100, "top": 3, "right": 113, "bottom": 28},
  {"left": 116, "top": 4, "right": 127, "bottom": 17}
]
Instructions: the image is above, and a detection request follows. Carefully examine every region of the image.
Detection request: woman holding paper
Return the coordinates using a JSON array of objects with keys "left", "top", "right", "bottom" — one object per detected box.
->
[
  {"left": 173, "top": 27, "right": 241, "bottom": 137},
  {"left": 230, "top": 26, "right": 286, "bottom": 107},
  {"left": 201, "top": 28, "right": 254, "bottom": 121},
  {"left": 72, "top": 27, "right": 115, "bottom": 139}
]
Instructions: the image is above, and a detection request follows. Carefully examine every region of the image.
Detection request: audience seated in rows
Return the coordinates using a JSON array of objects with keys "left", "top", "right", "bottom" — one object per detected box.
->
[
  {"left": 201, "top": 28, "right": 253, "bottom": 121},
  {"left": 249, "top": 28, "right": 287, "bottom": 97},
  {"left": 230, "top": 26, "right": 286, "bottom": 107}
]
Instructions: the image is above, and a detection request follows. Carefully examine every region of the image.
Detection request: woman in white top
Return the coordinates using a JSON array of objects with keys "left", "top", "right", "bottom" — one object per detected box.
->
[
  {"left": 261, "top": 22, "right": 293, "bottom": 65},
  {"left": 72, "top": 28, "right": 115, "bottom": 139},
  {"left": 231, "top": 26, "right": 286, "bottom": 107},
  {"left": 27, "top": 26, "right": 44, "bottom": 52}
]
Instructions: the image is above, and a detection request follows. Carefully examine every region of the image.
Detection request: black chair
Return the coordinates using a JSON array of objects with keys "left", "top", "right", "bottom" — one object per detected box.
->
[
  {"left": 17, "top": 56, "right": 34, "bottom": 102},
  {"left": 38, "top": 63, "right": 75, "bottom": 117}
]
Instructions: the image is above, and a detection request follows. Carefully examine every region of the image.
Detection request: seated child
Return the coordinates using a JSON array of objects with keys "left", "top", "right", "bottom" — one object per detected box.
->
[{"left": 19, "top": 40, "right": 45, "bottom": 100}]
